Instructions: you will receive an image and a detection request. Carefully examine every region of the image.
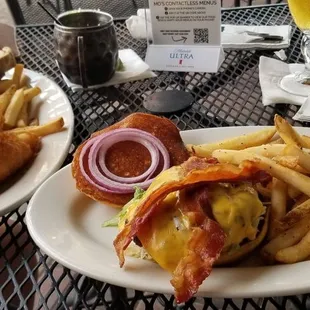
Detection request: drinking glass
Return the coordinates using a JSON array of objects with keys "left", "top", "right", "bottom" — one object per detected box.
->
[{"left": 280, "top": 0, "right": 310, "bottom": 96}]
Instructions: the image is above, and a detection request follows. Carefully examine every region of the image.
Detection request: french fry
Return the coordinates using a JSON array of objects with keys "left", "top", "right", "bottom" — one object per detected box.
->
[
  {"left": 274, "top": 114, "right": 310, "bottom": 148},
  {"left": 288, "top": 186, "right": 302, "bottom": 200},
  {"left": 302, "top": 135, "right": 310, "bottom": 146},
  {"left": 4, "top": 89, "right": 24, "bottom": 128},
  {"left": 0, "top": 79, "right": 13, "bottom": 94},
  {"left": 29, "top": 118, "right": 39, "bottom": 126},
  {"left": 269, "top": 178, "right": 287, "bottom": 239},
  {"left": 292, "top": 195, "right": 309, "bottom": 209},
  {"left": 16, "top": 100, "right": 29, "bottom": 127},
  {"left": 272, "top": 155, "right": 308, "bottom": 174},
  {"left": 275, "top": 230, "right": 310, "bottom": 264},
  {"left": 187, "top": 127, "right": 276, "bottom": 157},
  {"left": 15, "top": 87, "right": 42, "bottom": 127},
  {"left": 284, "top": 144, "right": 310, "bottom": 173},
  {"left": 8, "top": 117, "right": 64, "bottom": 137},
  {"left": 212, "top": 150, "right": 310, "bottom": 197},
  {"left": 244, "top": 144, "right": 286, "bottom": 158},
  {"left": 0, "top": 85, "right": 16, "bottom": 115},
  {"left": 12, "top": 64, "right": 24, "bottom": 89},
  {"left": 19, "top": 74, "right": 30, "bottom": 89},
  {"left": 261, "top": 215, "right": 310, "bottom": 264},
  {"left": 16, "top": 120, "right": 26, "bottom": 128},
  {"left": 270, "top": 137, "right": 284, "bottom": 144},
  {"left": 275, "top": 198, "right": 310, "bottom": 234},
  {"left": 273, "top": 155, "right": 298, "bottom": 167},
  {"left": 24, "top": 87, "right": 41, "bottom": 104}
]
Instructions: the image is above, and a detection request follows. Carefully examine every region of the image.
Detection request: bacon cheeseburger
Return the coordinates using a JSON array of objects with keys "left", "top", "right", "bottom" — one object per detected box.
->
[{"left": 111, "top": 157, "right": 270, "bottom": 303}]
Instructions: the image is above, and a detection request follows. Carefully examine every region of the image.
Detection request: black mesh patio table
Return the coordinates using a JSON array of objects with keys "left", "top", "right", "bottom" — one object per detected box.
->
[{"left": 1, "top": 3, "right": 310, "bottom": 310}]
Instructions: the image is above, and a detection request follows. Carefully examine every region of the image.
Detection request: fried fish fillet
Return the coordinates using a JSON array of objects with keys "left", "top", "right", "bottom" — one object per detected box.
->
[
  {"left": 72, "top": 113, "right": 189, "bottom": 206},
  {"left": 0, "top": 132, "right": 40, "bottom": 183}
]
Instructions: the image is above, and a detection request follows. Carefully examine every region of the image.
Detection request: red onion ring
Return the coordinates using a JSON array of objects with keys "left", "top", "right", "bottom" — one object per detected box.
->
[
  {"left": 79, "top": 128, "right": 170, "bottom": 194},
  {"left": 89, "top": 129, "right": 170, "bottom": 192}
]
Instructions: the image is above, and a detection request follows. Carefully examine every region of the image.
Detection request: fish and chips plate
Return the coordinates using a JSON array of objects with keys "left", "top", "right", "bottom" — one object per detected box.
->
[{"left": 0, "top": 62, "right": 74, "bottom": 215}]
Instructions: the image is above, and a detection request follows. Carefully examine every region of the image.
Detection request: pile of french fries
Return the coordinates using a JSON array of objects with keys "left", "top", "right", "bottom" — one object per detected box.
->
[
  {"left": 188, "top": 115, "right": 310, "bottom": 265},
  {"left": 0, "top": 64, "right": 64, "bottom": 137}
]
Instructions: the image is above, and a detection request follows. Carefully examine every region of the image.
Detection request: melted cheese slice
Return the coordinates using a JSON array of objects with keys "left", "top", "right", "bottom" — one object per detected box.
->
[
  {"left": 138, "top": 201, "right": 191, "bottom": 272},
  {"left": 208, "top": 184, "right": 265, "bottom": 250}
]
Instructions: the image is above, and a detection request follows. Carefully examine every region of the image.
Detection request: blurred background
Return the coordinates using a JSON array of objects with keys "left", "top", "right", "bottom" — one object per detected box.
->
[{"left": 4, "top": 0, "right": 287, "bottom": 25}]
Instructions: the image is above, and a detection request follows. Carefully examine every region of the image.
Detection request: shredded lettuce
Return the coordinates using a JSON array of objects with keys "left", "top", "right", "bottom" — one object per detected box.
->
[
  {"left": 102, "top": 187, "right": 145, "bottom": 227},
  {"left": 125, "top": 243, "right": 153, "bottom": 260}
]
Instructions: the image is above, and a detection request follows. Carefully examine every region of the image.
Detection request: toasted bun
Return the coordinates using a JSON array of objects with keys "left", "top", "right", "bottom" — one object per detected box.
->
[
  {"left": 72, "top": 113, "right": 189, "bottom": 206},
  {"left": 215, "top": 208, "right": 270, "bottom": 266}
]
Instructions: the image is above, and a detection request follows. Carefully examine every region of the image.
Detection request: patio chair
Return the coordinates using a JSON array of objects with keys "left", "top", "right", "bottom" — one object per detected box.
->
[{"left": 5, "top": 0, "right": 144, "bottom": 24}]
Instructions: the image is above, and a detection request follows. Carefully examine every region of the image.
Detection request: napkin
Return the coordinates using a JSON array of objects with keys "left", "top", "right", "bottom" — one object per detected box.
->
[
  {"left": 259, "top": 56, "right": 310, "bottom": 122},
  {"left": 126, "top": 9, "right": 153, "bottom": 41},
  {"left": 126, "top": 9, "right": 292, "bottom": 50},
  {"left": 294, "top": 97, "right": 310, "bottom": 122},
  {"left": 221, "top": 25, "right": 292, "bottom": 50},
  {"left": 0, "top": 23, "right": 20, "bottom": 56},
  {"left": 59, "top": 49, "right": 156, "bottom": 91}
]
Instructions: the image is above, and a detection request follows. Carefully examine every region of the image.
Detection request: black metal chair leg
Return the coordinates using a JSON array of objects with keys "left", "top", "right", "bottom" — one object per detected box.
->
[
  {"left": 63, "top": 0, "right": 73, "bottom": 11},
  {"left": 131, "top": 0, "right": 139, "bottom": 10},
  {"left": 5, "top": 0, "right": 26, "bottom": 25}
]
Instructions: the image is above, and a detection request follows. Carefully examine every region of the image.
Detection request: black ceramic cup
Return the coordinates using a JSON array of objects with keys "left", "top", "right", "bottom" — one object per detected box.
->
[{"left": 54, "top": 9, "right": 119, "bottom": 88}]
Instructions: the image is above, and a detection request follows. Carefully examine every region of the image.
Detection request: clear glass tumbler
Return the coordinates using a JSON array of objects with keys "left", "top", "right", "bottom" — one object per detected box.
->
[{"left": 280, "top": 0, "right": 310, "bottom": 96}]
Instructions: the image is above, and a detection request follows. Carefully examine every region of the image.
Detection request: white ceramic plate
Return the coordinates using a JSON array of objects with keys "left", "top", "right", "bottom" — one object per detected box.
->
[
  {"left": 26, "top": 126, "right": 310, "bottom": 298},
  {"left": 0, "top": 69, "right": 74, "bottom": 216}
]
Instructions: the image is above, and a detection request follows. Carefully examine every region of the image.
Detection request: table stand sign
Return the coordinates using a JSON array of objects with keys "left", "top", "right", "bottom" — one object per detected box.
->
[{"left": 145, "top": 0, "right": 224, "bottom": 72}]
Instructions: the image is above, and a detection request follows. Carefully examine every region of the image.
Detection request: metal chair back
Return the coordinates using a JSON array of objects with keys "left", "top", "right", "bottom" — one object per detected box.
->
[{"left": 6, "top": 0, "right": 286, "bottom": 25}]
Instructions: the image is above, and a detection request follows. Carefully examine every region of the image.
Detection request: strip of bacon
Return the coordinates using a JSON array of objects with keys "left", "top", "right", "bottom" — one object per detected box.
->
[
  {"left": 170, "top": 186, "right": 225, "bottom": 303},
  {"left": 171, "top": 220, "right": 225, "bottom": 303}
]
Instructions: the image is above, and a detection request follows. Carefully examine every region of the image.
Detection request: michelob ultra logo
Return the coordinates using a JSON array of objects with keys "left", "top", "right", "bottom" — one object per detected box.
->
[{"left": 169, "top": 49, "right": 193, "bottom": 65}]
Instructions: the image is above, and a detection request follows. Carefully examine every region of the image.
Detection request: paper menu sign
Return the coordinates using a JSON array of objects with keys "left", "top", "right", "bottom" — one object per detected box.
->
[
  {"left": 145, "top": 0, "right": 223, "bottom": 72},
  {"left": 149, "top": 0, "right": 221, "bottom": 46}
]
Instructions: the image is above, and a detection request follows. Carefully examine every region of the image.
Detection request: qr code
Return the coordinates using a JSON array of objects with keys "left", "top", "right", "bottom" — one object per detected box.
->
[{"left": 193, "top": 28, "right": 209, "bottom": 43}]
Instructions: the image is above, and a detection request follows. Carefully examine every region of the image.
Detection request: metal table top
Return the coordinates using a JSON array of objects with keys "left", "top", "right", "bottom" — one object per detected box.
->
[{"left": 1, "top": 4, "right": 309, "bottom": 310}]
